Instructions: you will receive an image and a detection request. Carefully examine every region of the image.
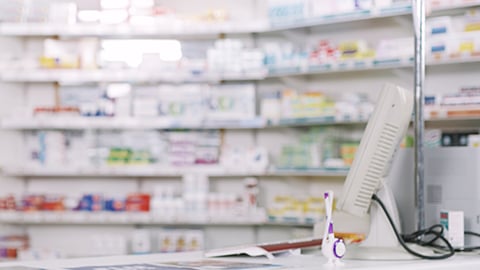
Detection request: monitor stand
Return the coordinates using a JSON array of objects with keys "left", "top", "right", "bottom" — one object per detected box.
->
[{"left": 344, "top": 185, "right": 434, "bottom": 260}]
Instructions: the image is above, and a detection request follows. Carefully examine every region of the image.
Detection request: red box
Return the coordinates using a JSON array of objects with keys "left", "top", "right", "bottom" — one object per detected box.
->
[
  {"left": 126, "top": 193, "right": 150, "bottom": 212},
  {"left": 41, "top": 195, "right": 65, "bottom": 211}
]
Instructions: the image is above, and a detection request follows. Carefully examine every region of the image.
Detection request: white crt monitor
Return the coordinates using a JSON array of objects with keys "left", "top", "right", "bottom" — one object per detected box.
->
[{"left": 336, "top": 83, "right": 414, "bottom": 260}]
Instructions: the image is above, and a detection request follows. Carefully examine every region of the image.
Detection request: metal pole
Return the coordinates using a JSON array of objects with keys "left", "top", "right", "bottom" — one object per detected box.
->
[{"left": 413, "top": 0, "right": 426, "bottom": 231}]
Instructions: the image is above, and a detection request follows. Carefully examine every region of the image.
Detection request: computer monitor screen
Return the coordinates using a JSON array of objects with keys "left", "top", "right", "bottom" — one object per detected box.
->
[
  {"left": 335, "top": 83, "right": 415, "bottom": 260},
  {"left": 337, "top": 83, "right": 413, "bottom": 217}
]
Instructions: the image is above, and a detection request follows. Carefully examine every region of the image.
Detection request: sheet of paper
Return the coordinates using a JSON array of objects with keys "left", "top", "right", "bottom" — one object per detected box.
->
[
  {"left": 0, "top": 267, "right": 45, "bottom": 270},
  {"left": 157, "top": 259, "right": 282, "bottom": 270},
  {"left": 0, "top": 266, "right": 45, "bottom": 270},
  {"left": 66, "top": 264, "right": 194, "bottom": 270}
]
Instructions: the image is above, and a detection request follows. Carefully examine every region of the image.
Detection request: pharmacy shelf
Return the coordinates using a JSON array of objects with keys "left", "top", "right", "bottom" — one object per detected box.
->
[
  {"left": 0, "top": 116, "right": 267, "bottom": 130},
  {"left": 2, "top": 55, "right": 479, "bottom": 84},
  {"left": 6, "top": 114, "right": 480, "bottom": 131},
  {"left": 187, "top": 118, "right": 268, "bottom": 130},
  {"left": 0, "top": 211, "right": 268, "bottom": 226},
  {"left": 0, "top": 21, "right": 269, "bottom": 38},
  {"left": 0, "top": 69, "right": 267, "bottom": 83},
  {"left": 2, "top": 165, "right": 348, "bottom": 178},
  {"left": 268, "top": 5, "right": 412, "bottom": 31},
  {"left": 4, "top": 113, "right": 480, "bottom": 132},
  {"left": 0, "top": 2, "right": 477, "bottom": 38},
  {"left": 427, "top": 55, "right": 480, "bottom": 67},
  {"left": 267, "top": 55, "right": 480, "bottom": 78},
  {"left": 270, "top": 168, "right": 349, "bottom": 177},
  {"left": 0, "top": 57, "right": 411, "bottom": 83},
  {"left": 267, "top": 57, "right": 414, "bottom": 78},
  {"left": 0, "top": 58, "right": 413, "bottom": 84},
  {"left": 272, "top": 117, "right": 367, "bottom": 128},
  {"left": 2, "top": 165, "right": 270, "bottom": 178},
  {"left": 0, "top": 6, "right": 412, "bottom": 37},
  {"left": 428, "top": 0, "right": 480, "bottom": 15},
  {"left": 266, "top": 218, "right": 317, "bottom": 227},
  {"left": 273, "top": 1, "right": 480, "bottom": 31},
  {"left": 0, "top": 116, "right": 367, "bottom": 130},
  {"left": 426, "top": 115, "right": 480, "bottom": 129},
  {"left": 0, "top": 212, "right": 317, "bottom": 227}
]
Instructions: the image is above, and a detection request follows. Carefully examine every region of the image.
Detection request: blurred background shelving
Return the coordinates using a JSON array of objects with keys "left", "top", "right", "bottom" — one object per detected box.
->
[{"left": 0, "top": 0, "right": 479, "bottom": 261}]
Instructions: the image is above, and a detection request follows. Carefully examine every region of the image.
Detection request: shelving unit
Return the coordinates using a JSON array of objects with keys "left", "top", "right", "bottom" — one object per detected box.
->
[
  {"left": 1, "top": 1, "right": 478, "bottom": 37},
  {"left": 1, "top": 165, "right": 348, "bottom": 178},
  {"left": 0, "top": 117, "right": 268, "bottom": 130},
  {"left": 0, "top": 0, "right": 479, "bottom": 260},
  {"left": 0, "top": 115, "right": 366, "bottom": 130},
  {"left": 0, "top": 21, "right": 268, "bottom": 38},
  {"left": 3, "top": 114, "right": 480, "bottom": 130},
  {"left": 2, "top": 55, "right": 480, "bottom": 84},
  {"left": 0, "top": 211, "right": 269, "bottom": 226},
  {"left": 1, "top": 165, "right": 267, "bottom": 178},
  {"left": 0, "top": 69, "right": 268, "bottom": 83},
  {"left": 265, "top": 57, "right": 414, "bottom": 78},
  {"left": 0, "top": 5, "right": 414, "bottom": 37},
  {"left": 428, "top": 0, "right": 480, "bottom": 14}
]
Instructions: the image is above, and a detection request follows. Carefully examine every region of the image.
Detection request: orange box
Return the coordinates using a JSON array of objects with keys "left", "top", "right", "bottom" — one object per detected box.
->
[{"left": 126, "top": 193, "right": 150, "bottom": 212}]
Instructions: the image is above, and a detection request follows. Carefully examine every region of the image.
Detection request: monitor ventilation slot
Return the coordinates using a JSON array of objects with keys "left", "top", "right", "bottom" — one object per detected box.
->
[{"left": 354, "top": 123, "right": 400, "bottom": 209}]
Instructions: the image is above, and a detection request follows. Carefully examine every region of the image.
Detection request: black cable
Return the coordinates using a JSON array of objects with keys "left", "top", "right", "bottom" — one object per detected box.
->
[
  {"left": 402, "top": 225, "right": 480, "bottom": 253},
  {"left": 453, "top": 246, "right": 480, "bottom": 252},
  {"left": 405, "top": 228, "right": 480, "bottom": 253},
  {"left": 402, "top": 224, "right": 444, "bottom": 246},
  {"left": 451, "top": 231, "right": 480, "bottom": 252},
  {"left": 403, "top": 224, "right": 450, "bottom": 250},
  {"left": 371, "top": 194, "right": 455, "bottom": 260},
  {"left": 465, "top": 231, "right": 480, "bottom": 238}
]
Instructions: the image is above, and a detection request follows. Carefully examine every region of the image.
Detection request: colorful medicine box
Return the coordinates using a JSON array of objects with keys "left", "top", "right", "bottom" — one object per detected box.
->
[{"left": 126, "top": 193, "right": 151, "bottom": 212}]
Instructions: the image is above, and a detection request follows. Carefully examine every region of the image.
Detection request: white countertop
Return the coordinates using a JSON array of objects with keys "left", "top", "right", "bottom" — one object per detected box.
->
[{"left": 1, "top": 251, "right": 480, "bottom": 270}]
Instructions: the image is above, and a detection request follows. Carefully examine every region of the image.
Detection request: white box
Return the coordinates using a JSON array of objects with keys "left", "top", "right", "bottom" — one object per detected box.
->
[{"left": 440, "top": 210, "right": 464, "bottom": 248}]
